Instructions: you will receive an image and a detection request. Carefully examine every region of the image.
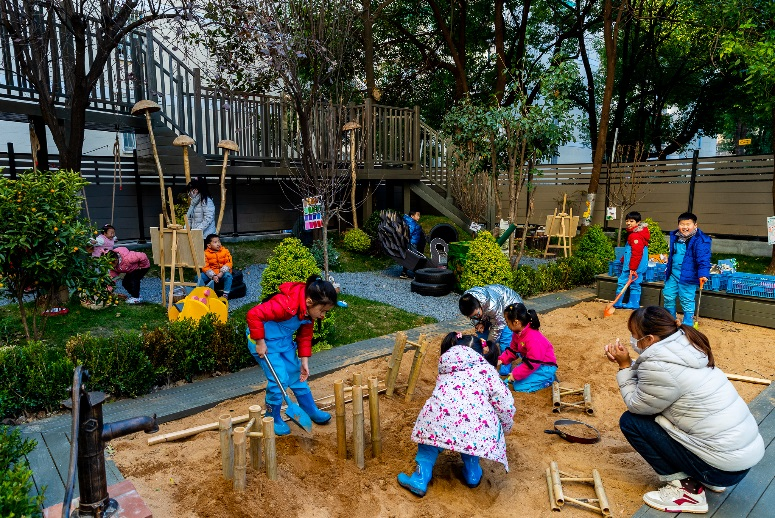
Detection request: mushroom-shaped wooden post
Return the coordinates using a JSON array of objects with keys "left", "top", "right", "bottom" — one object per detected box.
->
[
  {"left": 342, "top": 121, "right": 361, "bottom": 228},
  {"left": 216, "top": 140, "right": 239, "bottom": 234},
  {"left": 132, "top": 100, "right": 170, "bottom": 225},
  {"left": 172, "top": 134, "right": 195, "bottom": 185}
]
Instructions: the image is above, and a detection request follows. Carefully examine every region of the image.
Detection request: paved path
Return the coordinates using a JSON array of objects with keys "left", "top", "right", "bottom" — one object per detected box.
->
[{"left": 24, "top": 287, "right": 595, "bottom": 510}]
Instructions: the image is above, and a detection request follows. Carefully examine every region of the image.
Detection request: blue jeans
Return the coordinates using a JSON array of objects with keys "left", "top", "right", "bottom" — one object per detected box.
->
[
  {"left": 198, "top": 271, "right": 233, "bottom": 293},
  {"left": 614, "top": 270, "right": 644, "bottom": 309},
  {"left": 663, "top": 275, "right": 697, "bottom": 326},
  {"left": 619, "top": 411, "right": 749, "bottom": 487}
]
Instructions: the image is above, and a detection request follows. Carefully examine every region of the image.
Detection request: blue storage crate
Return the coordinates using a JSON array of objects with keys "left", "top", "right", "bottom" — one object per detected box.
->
[
  {"left": 650, "top": 263, "right": 667, "bottom": 282},
  {"left": 705, "top": 272, "right": 732, "bottom": 292},
  {"left": 608, "top": 260, "right": 623, "bottom": 277},
  {"left": 725, "top": 273, "right": 775, "bottom": 299}
]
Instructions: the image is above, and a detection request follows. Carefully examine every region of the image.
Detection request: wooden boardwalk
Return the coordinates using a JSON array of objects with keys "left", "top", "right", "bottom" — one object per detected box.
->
[{"left": 633, "top": 381, "right": 775, "bottom": 517}]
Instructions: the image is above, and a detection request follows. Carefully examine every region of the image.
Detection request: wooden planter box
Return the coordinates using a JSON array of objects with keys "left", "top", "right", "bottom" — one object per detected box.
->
[{"left": 595, "top": 275, "right": 775, "bottom": 329}]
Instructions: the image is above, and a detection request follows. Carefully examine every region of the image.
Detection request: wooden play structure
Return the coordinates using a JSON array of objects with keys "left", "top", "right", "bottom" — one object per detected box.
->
[
  {"left": 219, "top": 407, "right": 278, "bottom": 490},
  {"left": 552, "top": 382, "right": 594, "bottom": 415},
  {"left": 544, "top": 194, "right": 579, "bottom": 258},
  {"left": 385, "top": 332, "right": 429, "bottom": 402},
  {"left": 334, "top": 375, "right": 384, "bottom": 470},
  {"left": 546, "top": 461, "right": 611, "bottom": 517}
]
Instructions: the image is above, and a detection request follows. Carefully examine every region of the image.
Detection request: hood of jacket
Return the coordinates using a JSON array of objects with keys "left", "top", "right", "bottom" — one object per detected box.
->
[{"left": 439, "top": 343, "right": 487, "bottom": 375}]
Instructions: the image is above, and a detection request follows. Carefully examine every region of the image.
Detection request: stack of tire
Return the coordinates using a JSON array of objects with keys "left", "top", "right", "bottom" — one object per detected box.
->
[
  {"left": 410, "top": 268, "right": 456, "bottom": 297},
  {"left": 213, "top": 269, "right": 247, "bottom": 300}
]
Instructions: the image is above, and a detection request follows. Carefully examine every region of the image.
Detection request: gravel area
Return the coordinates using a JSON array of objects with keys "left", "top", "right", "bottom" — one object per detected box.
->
[{"left": 2, "top": 264, "right": 463, "bottom": 322}]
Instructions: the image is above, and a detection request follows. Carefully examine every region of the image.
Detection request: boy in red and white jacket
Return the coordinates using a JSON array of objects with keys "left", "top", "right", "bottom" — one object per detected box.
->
[{"left": 615, "top": 211, "right": 650, "bottom": 309}]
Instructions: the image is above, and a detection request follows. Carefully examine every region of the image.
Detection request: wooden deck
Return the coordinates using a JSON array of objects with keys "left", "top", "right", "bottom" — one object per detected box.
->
[{"left": 633, "top": 381, "right": 775, "bottom": 517}]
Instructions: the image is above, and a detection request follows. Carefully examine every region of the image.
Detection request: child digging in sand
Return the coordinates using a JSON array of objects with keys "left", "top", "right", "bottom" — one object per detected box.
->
[
  {"left": 397, "top": 332, "right": 515, "bottom": 497},
  {"left": 497, "top": 302, "right": 558, "bottom": 392}
]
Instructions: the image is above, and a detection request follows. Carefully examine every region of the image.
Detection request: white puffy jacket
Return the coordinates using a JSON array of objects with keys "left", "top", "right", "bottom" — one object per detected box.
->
[{"left": 616, "top": 330, "right": 764, "bottom": 471}]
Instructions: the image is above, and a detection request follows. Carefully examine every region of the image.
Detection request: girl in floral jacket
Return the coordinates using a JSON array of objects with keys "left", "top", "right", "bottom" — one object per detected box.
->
[{"left": 397, "top": 333, "right": 515, "bottom": 497}]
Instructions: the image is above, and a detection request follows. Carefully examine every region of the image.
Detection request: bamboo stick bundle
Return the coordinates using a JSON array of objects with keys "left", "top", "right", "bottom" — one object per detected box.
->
[
  {"left": 550, "top": 461, "right": 564, "bottom": 507},
  {"left": 546, "top": 468, "right": 560, "bottom": 512}
]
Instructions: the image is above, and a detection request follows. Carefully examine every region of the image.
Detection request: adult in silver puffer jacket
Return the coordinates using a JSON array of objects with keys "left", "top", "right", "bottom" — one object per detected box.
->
[
  {"left": 460, "top": 284, "right": 522, "bottom": 348},
  {"left": 605, "top": 306, "right": 764, "bottom": 514}
]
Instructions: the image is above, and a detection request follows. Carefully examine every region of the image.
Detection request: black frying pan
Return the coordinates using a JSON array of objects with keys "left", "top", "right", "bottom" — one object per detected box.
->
[{"left": 544, "top": 419, "right": 601, "bottom": 444}]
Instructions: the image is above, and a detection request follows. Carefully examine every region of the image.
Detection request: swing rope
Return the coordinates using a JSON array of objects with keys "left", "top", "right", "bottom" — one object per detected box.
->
[{"left": 111, "top": 134, "right": 123, "bottom": 225}]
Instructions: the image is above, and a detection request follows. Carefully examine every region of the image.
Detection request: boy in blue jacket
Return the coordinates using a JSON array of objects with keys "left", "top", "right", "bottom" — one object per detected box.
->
[
  {"left": 663, "top": 212, "right": 711, "bottom": 327},
  {"left": 400, "top": 210, "right": 424, "bottom": 279}
]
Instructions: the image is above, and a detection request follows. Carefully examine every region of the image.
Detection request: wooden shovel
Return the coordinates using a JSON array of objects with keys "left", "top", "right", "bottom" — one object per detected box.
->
[{"left": 604, "top": 271, "right": 637, "bottom": 318}]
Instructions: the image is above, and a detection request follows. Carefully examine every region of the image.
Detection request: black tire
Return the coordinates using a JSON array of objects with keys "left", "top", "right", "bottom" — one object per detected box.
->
[
  {"left": 410, "top": 280, "right": 453, "bottom": 297},
  {"left": 429, "top": 223, "right": 459, "bottom": 244},
  {"left": 414, "top": 267, "right": 455, "bottom": 285}
]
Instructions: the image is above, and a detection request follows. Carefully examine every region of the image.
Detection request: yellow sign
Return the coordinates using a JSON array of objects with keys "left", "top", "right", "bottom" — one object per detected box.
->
[{"left": 739, "top": 138, "right": 752, "bottom": 145}]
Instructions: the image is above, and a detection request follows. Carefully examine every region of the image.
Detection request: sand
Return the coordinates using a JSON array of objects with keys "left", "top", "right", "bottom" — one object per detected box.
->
[{"left": 112, "top": 301, "right": 775, "bottom": 517}]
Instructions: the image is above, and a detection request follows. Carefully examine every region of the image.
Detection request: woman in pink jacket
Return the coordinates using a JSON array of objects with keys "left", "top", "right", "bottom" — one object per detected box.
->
[
  {"left": 498, "top": 303, "right": 558, "bottom": 392},
  {"left": 107, "top": 247, "right": 150, "bottom": 304},
  {"left": 397, "top": 332, "right": 515, "bottom": 497}
]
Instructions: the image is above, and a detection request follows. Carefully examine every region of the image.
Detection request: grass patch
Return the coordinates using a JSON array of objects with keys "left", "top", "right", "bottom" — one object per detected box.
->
[
  {"left": 711, "top": 253, "right": 770, "bottom": 275},
  {"left": 229, "top": 293, "right": 435, "bottom": 348},
  {"left": 0, "top": 299, "right": 168, "bottom": 347}
]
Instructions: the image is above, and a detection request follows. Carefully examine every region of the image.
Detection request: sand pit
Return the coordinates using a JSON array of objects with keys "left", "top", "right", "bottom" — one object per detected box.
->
[{"left": 112, "top": 301, "right": 775, "bottom": 517}]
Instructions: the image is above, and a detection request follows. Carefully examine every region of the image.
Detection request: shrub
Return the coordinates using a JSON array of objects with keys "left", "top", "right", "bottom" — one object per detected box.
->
[
  {"left": 0, "top": 341, "right": 73, "bottom": 417},
  {"left": 512, "top": 266, "right": 540, "bottom": 298},
  {"left": 364, "top": 209, "right": 394, "bottom": 241},
  {"left": 575, "top": 225, "right": 615, "bottom": 262},
  {"left": 342, "top": 228, "right": 371, "bottom": 253},
  {"left": 260, "top": 238, "right": 320, "bottom": 301},
  {"left": 643, "top": 217, "right": 669, "bottom": 255},
  {"left": 0, "top": 426, "right": 43, "bottom": 518},
  {"left": 65, "top": 331, "right": 156, "bottom": 397},
  {"left": 459, "top": 231, "right": 512, "bottom": 291},
  {"left": 311, "top": 239, "right": 340, "bottom": 271}
]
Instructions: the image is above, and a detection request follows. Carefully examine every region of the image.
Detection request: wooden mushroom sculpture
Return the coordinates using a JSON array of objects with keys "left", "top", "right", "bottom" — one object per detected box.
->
[
  {"left": 342, "top": 121, "right": 362, "bottom": 228},
  {"left": 216, "top": 140, "right": 239, "bottom": 234},
  {"left": 172, "top": 134, "right": 195, "bottom": 184},
  {"left": 132, "top": 100, "right": 170, "bottom": 225}
]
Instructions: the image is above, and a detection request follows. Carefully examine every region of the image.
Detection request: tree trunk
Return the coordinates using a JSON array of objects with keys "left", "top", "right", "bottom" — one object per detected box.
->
[
  {"left": 769, "top": 102, "right": 775, "bottom": 273},
  {"left": 617, "top": 213, "right": 625, "bottom": 247}
]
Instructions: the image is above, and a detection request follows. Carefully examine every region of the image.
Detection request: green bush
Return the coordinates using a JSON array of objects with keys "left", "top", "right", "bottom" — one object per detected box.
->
[
  {"left": 260, "top": 238, "right": 320, "bottom": 301},
  {"left": 364, "top": 209, "right": 394, "bottom": 240},
  {"left": 0, "top": 341, "right": 73, "bottom": 417},
  {"left": 342, "top": 228, "right": 371, "bottom": 253},
  {"left": 459, "top": 231, "right": 512, "bottom": 291},
  {"left": 512, "top": 255, "right": 607, "bottom": 298},
  {"left": 311, "top": 239, "right": 340, "bottom": 271},
  {"left": 575, "top": 225, "right": 615, "bottom": 262},
  {"left": 512, "top": 266, "right": 540, "bottom": 298},
  {"left": 0, "top": 426, "right": 43, "bottom": 518},
  {"left": 643, "top": 217, "right": 669, "bottom": 255},
  {"left": 66, "top": 331, "right": 156, "bottom": 397}
]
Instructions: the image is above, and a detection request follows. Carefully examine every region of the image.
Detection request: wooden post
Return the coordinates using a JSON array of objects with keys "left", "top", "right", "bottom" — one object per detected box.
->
[
  {"left": 405, "top": 334, "right": 428, "bottom": 403},
  {"left": 233, "top": 427, "right": 246, "bottom": 491},
  {"left": 219, "top": 414, "right": 233, "bottom": 480},
  {"left": 193, "top": 68, "right": 204, "bottom": 151},
  {"left": 368, "top": 377, "right": 382, "bottom": 459},
  {"left": 583, "top": 384, "right": 594, "bottom": 414},
  {"left": 546, "top": 468, "right": 560, "bottom": 512},
  {"left": 353, "top": 383, "right": 365, "bottom": 470},
  {"left": 158, "top": 214, "right": 166, "bottom": 306},
  {"left": 352, "top": 372, "right": 363, "bottom": 388},
  {"left": 249, "top": 405, "right": 262, "bottom": 470},
  {"left": 412, "top": 106, "right": 420, "bottom": 174},
  {"left": 263, "top": 417, "right": 277, "bottom": 481},
  {"left": 593, "top": 469, "right": 610, "bottom": 516},
  {"left": 334, "top": 380, "right": 347, "bottom": 459},
  {"left": 386, "top": 332, "right": 407, "bottom": 396},
  {"left": 550, "top": 461, "right": 564, "bottom": 507}
]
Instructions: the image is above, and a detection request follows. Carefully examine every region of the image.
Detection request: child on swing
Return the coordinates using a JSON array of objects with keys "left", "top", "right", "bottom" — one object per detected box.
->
[
  {"left": 246, "top": 275, "right": 337, "bottom": 436},
  {"left": 397, "top": 332, "right": 515, "bottom": 497},
  {"left": 497, "top": 303, "right": 558, "bottom": 392}
]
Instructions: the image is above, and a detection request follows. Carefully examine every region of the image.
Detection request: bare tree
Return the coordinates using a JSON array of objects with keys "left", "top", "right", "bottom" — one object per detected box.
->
[
  {"left": 608, "top": 143, "right": 649, "bottom": 246},
  {"left": 0, "top": 0, "right": 184, "bottom": 171},
  {"left": 447, "top": 152, "right": 488, "bottom": 224}
]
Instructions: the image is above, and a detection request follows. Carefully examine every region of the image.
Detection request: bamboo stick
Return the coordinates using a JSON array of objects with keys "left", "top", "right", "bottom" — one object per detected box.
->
[
  {"left": 219, "top": 414, "right": 233, "bottom": 480},
  {"left": 141, "top": 110, "right": 169, "bottom": 226},
  {"left": 368, "top": 377, "right": 382, "bottom": 459},
  {"left": 550, "top": 461, "right": 564, "bottom": 507},
  {"left": 726, "top": 373, "right": 772, "bottom": 385},
  {"left": 149, "top": 414, "right": 251, "bottom": 445},
  {"left": 546, "top": 468, "right": 560, "bottom": 512},
  {"left": 246, "top": 432, "right": 264, "bottom": 438},
  {"left": 584, "top": 384, "right": 594, "bottom": 415},
  {"left": 249, "top": 405, "right": 262, "bottom": 470},
  {"left": 386, "top": 332, "right": 407, "bottom": 396},
  {"left": 405, "top": 334, "right": 428, "bottom": 402},
  {"left": 353, "top": 383, "right": 365, "bottom": 469},
  {"left": 353, "top": 372, "right": 363, "bottom": 388},
  {"left": 263, "top": 417, "right": 277, "bottom": 481},
  {"left": 335, "top": 380, "right": 347, "bottom": 459},
  {"left": 564, "top": 497, "right": 603, "bottom": 513},
  {"left": 593, "top": 469, "right": 611, "bottom": 516},
  {"left": 552, "top": 382, "right": 561, "bottom": 408},
  {"left": 233, "top": 427, "right": 246, "bottom": 491}
]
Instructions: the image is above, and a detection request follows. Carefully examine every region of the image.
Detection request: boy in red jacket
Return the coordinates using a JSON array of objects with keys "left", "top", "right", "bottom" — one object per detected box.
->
[{"left": 614, "top": 211, "right": 650, "bottom": 309}]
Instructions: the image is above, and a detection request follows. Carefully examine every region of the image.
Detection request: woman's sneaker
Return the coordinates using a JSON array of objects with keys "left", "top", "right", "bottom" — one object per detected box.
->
[
  {"left": 701, "top": 482, "right": 727, "bottom": 493},
  {"left": 126, "top": 297, "right": 143, "bottom": 305},
  {"left": 643, "top": 480, "right": 708, "bottom": 514}
]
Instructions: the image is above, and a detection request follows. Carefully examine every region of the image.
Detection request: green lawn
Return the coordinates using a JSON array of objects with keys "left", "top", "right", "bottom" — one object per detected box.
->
[{"left": 711, "top": 253, "right": 771, "bottom": 275}]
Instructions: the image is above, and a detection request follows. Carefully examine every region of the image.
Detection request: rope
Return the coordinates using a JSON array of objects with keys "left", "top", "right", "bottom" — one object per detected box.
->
[{"left": 111, "top": 134, "right": 123, "bottom": 225}]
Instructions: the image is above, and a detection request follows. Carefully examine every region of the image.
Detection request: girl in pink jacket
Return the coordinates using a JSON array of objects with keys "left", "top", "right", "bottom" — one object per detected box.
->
[
  {"left": 498, "top": 303, "right": 558, "bottom": 393},
  {"left": 107, "top": 247, "right": 150, "bottom": 304}
]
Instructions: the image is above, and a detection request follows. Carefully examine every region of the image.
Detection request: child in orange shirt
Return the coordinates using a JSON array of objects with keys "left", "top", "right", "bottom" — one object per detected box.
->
[{"left": 200, "top": 234, "right": 233, "bottom": 297}]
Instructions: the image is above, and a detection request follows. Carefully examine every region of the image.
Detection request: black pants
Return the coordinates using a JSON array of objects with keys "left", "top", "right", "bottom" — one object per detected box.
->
[{"left": 121, "top": 267, "right": 149, "bottom": 298}]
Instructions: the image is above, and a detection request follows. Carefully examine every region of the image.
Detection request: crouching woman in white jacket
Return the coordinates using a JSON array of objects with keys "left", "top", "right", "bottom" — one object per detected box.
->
[{"left": 605, "top": 306, "right": 764, "bottom": 514}]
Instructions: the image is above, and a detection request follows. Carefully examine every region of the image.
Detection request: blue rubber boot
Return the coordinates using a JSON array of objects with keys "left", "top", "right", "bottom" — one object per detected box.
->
[
  {"left": 266, "top": 403, "right": 291, "bottom": 436},
  {"left": 461, "top": 454, "right": 483, "bottom": 488},
  {"left": 397, "top": 444, "right": 440, "bottom": 497},
  {"left": 295, "top": 391, "right": 332, "bottom": 424}
]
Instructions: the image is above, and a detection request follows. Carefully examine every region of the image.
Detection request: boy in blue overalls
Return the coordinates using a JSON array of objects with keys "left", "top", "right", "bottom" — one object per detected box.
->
[
  {"left": 664, "top": 212, "right": 711, "bottom": 326},
  {"left": 614, "top": 211, "right": 650, "bottom": 309}
]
